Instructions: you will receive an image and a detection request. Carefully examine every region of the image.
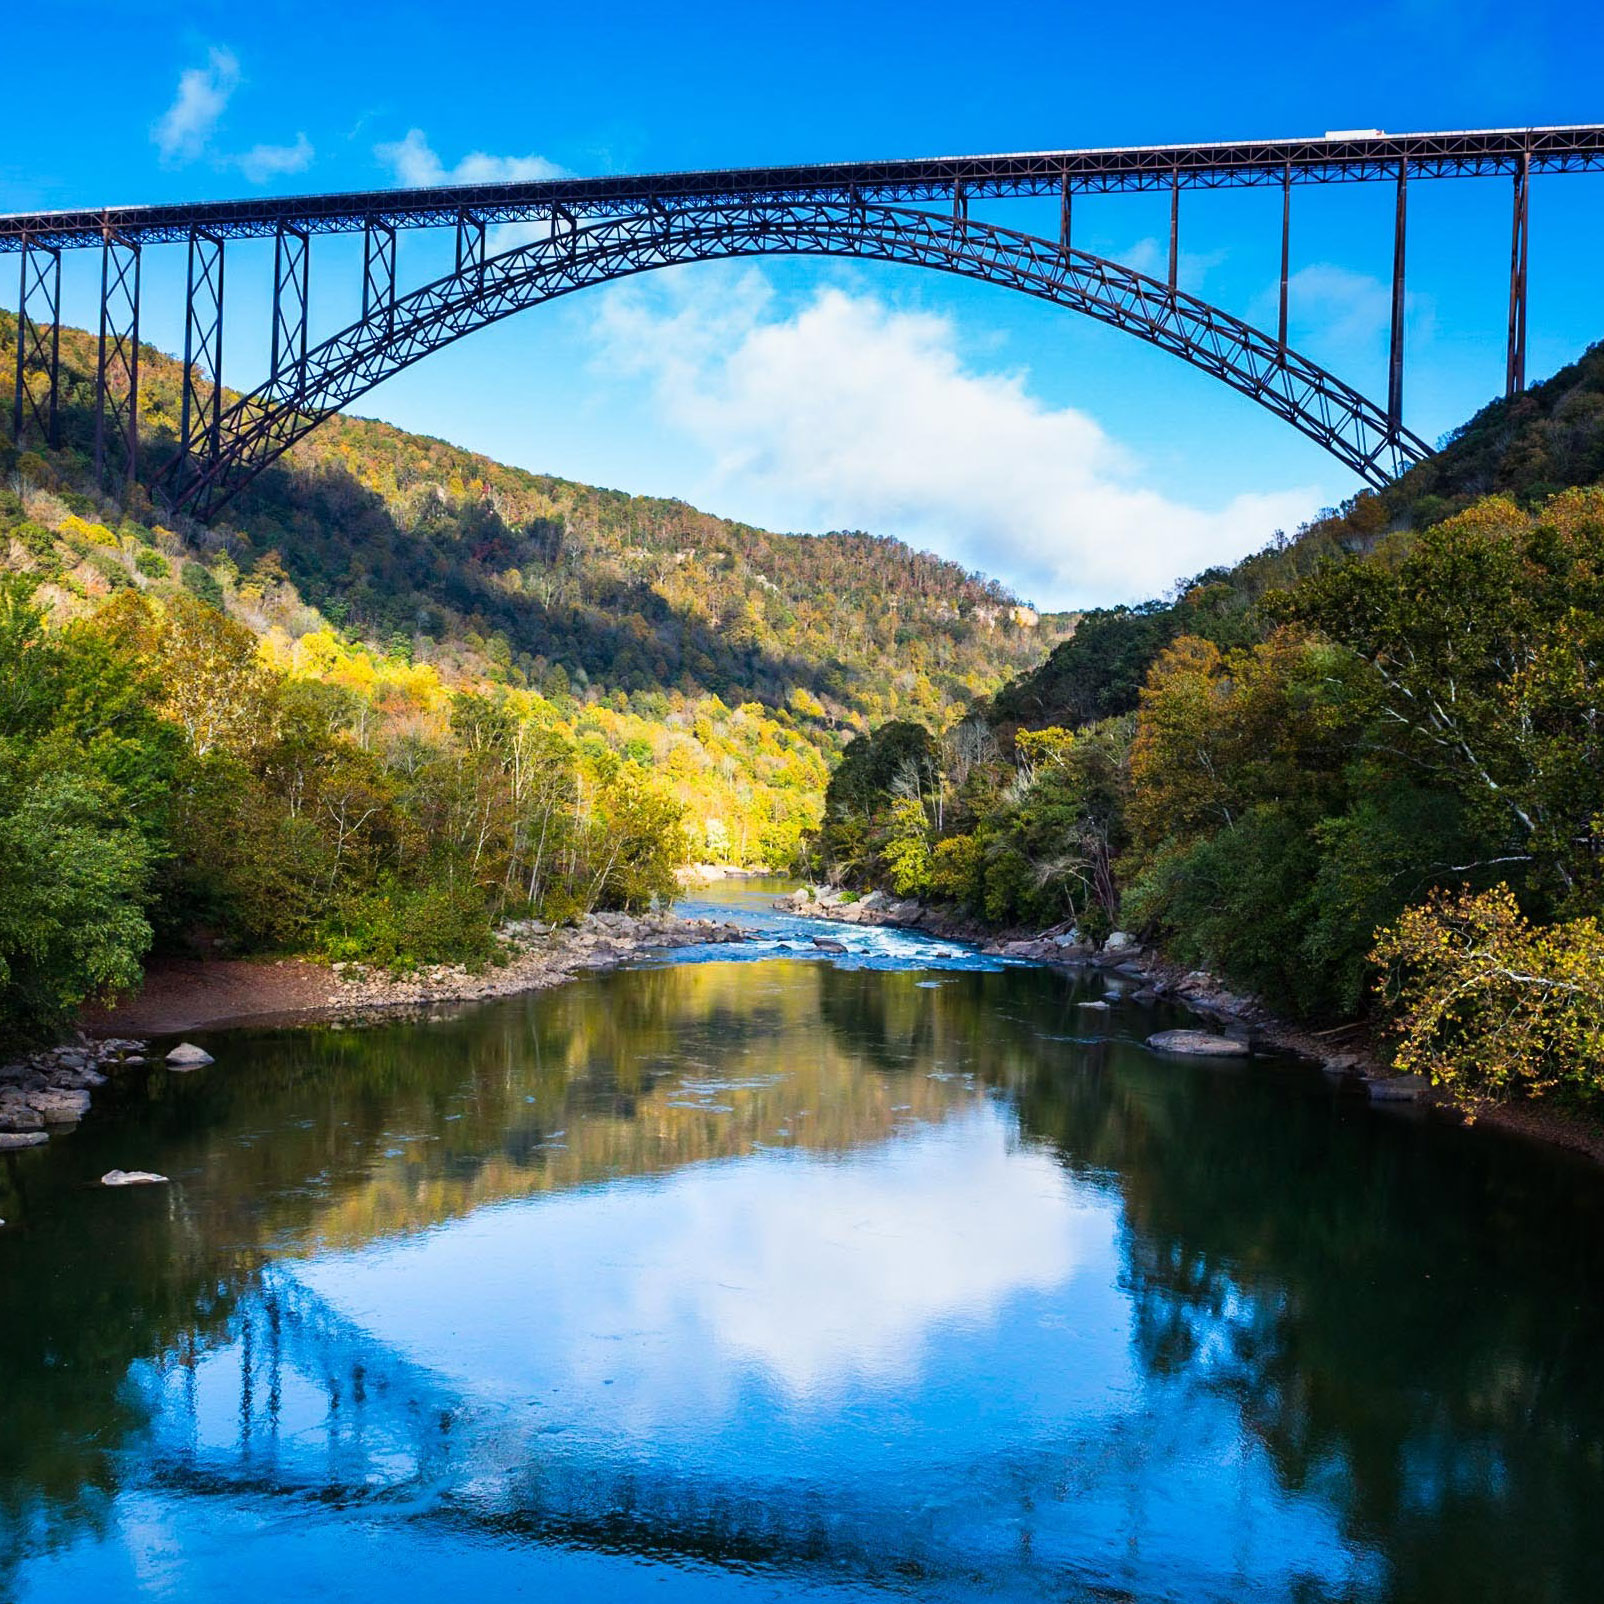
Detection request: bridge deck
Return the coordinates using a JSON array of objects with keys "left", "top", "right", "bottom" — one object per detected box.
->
[{"left": 4, "top": 124, "right": 1602, "bottom": 250}]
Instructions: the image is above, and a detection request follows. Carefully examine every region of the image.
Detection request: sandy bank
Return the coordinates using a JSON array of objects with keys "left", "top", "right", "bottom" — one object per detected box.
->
[{"left": 81, "top": 910, "right": 748, "bottom": 1037}]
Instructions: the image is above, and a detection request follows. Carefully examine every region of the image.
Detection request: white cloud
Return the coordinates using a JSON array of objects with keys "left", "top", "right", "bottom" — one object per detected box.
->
[
  {"left": 375, "top": 128, "right": 566, "bottom": 188},
  {"left": 152, "top": 46, "right": 239, "bottom": 163},
  {"left": 233, "top": 133, "right": 315, "bottom": 184},
  {"left": 300, "top": 1108, "right": 1108, "bottom": 1411},
  {"left": 152, "top": 47, "right": 313, "bottom": 184},
  {"left": 590, "top": 271, "right": 1319, "bottom": 609},
  {"left": 1256, "top": 263, "right": 1436, "bottom": 365},
  {"left": 1116, "top": 235, "right": 1228, "bottom": 293}
]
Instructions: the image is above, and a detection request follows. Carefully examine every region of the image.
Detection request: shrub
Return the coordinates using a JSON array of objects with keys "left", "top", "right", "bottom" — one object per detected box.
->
[
  {"left": 320, "top": 878, "right": 495, "bottom": 972},
  {"left": 1372, "top": 884, "right": 1604, "bottom": 1108},
  {"left": 181, "top": 562, "right": 225, "bottom": 609},
  {"left": 135, "top": 548, "right": 169, "bottom": 579}
]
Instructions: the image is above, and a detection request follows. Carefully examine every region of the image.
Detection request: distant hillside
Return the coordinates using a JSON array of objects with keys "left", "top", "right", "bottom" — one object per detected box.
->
[
  {"left": 991, "top": 340, "right": 1604, "bottom": 734},
  {"left": 0, "top": 311, "right": 1070, "bottom": 730}
]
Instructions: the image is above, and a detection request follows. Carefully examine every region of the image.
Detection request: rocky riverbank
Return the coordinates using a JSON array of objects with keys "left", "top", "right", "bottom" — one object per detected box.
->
[
  {"left": 777, "top": 886, "right": 1389, "bottom": 1074},
  {"left": 5, "top": 911, "right": 747, "bottom": 1154},
  {"left": 775, "top": 886, "right": 1604, "bottom": 1162}
]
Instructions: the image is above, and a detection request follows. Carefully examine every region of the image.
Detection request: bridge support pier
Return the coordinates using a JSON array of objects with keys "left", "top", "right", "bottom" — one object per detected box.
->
[
  {"left": 1168, "top": 173, "right": 1179, "bottom": 290},
  {"left": 1388, "top": 163, "right": 1408, "bottom": 432},
  {"left": 11, "top": 234, "right": 61, "bottom": 450},
  {"left": 1059, "top": 174, "right": 1072, "bottom": 253},
  {"left": 271, "top": 224, "right": 310, "bottom": 384},
  {"left": 1507, "top": 152, "right": 1529, "bottom": 396},
  {"left": 455, "top": 210, "right": 486, "bottom": 285},
  {"left": 1278, "top": 165, "right": 1291, "bottom": 351},
  {"left": 362, "top": 221, "right": 396, "bottom": 332},
  {"left": 178, "top": 228, "right": 225, "bottom": 490},
  {"left": 94, "top": 231, "right": 140, "bottom": 493}
]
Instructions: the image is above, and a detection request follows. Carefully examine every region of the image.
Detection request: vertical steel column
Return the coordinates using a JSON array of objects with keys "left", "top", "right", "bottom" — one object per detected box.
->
[
  {"left": 952, "top": 180, "right": 967, "bottom": 228},
  {"left": 1506, "top": 151, "right": 1530, "bottom": 397},
  {"left": 11, "top": 234, "right": 62, "bottom": 448},
  {"left": 362, "top": 220, "right": 396, "bottom": 331},
  {"left": 1277, "top": 163, "right": 1291, "bottom": 351},
  {"left": 94, "top": 231, "right": 140, "bottom": 493},
  {"left": 1059, "top": 173, "right": 1072, "bottom": 253},
  {"left": 455, "top": 210, "right": 486, "bottom": 281},
  {"left": 270, "top": 224, "right": 310, "bottom": 384},
  {"left": 553, "top": 204, "right": 577, "bottom": 259},
  {"left": 179, "top": 228, "right": 225, "bottom": 482},
  {"left": 1168, "top": 171, "right": 1180, "bottom": 290},
  {"left": 1387, "top": 160, "right": 1408, "bottom": 431}
]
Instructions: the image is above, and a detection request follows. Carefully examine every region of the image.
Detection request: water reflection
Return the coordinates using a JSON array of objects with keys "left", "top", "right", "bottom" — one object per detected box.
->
[{"left": 3, "top": 941, "right": 1604, "bottom": 1601}]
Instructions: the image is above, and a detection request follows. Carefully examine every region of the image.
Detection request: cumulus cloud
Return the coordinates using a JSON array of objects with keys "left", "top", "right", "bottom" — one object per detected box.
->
[
  {"left": 1257, "top": 263, "right": 1435, "bottom": 365},
  {"left": 152, "top": 46, "right": 240, "bottom": 163},
  {"left": 375, "top": 128, "right": 566, "bottom": 187},
  {"left": 591, "top": 271, "right": 1319, "bottom": 609},
  {"left": 152, "top": 47, "right": 313, "bottom": 183},
  {"left": 1116, "top": 235, "right": 1228, "bottom": 292},
  {"left": 234, "top": 133, "right": 315, "bottom": 183}
]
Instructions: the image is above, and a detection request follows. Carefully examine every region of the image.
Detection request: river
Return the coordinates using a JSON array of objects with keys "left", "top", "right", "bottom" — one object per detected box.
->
[{"left": 2, "top": 881, "right": 1603, "bottom": 1602}]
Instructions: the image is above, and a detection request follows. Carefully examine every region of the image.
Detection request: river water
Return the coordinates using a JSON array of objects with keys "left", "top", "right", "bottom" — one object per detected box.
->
[{"left": 3, "top": 882, "right": 1603, "bottom": 1602}]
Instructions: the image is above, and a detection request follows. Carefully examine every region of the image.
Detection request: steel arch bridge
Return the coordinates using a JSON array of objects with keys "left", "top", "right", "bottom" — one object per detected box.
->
[
  {"left": 5, "top": 122, "right": 1601, "bottom": 517},
  {"left": 179, "top": 201, "right": 1431, "bottom": 519}
]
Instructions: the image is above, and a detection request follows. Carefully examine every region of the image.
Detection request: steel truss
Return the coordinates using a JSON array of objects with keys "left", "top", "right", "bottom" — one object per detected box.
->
[
  {"left": 11, "top": 236, "right": 61, "bottom": 448},
  {"left": 94, "top": 232, "right": 140, "bottom": 491},
  {"left": 170, "top": 200, "right": 1431, "bottom": 520},
  {"left": 271, "top": 224, "right": 309, "bottom": 381},
  {"left": 5, "top": 125, "right": 1603, "bottom": 250},
  {"left": 176, "top": 229, "right": 225, "bottom": 490}
]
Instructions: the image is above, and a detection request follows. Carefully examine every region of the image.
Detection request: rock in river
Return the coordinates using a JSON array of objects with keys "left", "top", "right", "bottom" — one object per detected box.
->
[
  {"left": 1147, "top": 1029, "right": 1251, "bottom": 1057},
  {"left": 812, "top": 937, "right": 848, "bottom": 953},
  {"left": 166, "top": 1043, "right": 215, "bottom": 1069},
  {"left": 0, "top": 1131, "right": 48, "bottom": 1151},
  {"left": 26, "top": 1088, "right": 91, "bottom": 1124},
  {"left": 101, "top": 1170, "right": 169, "bottom": 1187},
  {"left": 1368, "top": 1075, "right": 1429, "bottom": 1103}
]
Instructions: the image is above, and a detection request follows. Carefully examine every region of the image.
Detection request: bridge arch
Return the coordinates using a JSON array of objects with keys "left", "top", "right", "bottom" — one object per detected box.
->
[{"left": 174, "top": 199, "right": 1432, "bottom": 519}]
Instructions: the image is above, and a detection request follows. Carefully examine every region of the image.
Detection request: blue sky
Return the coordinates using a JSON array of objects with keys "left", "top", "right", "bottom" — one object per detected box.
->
[{"left": 10, "top": 0, "right": 1604, "bottom": 606}]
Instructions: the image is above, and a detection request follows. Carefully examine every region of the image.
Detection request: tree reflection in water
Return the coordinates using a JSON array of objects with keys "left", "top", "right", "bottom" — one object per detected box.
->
[{"left": 2, "top": 957, "right": 1602, "bottom": 1601}]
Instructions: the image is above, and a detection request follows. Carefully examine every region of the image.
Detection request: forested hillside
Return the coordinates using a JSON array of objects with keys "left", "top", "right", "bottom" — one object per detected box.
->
[
  {"left": 0, "top": 311, "right": 1066, "bottom": 725},
  {"left": 0, "top": 309, "right": 1066, "bottom": 1038},
  {"left": 822, "top": 343, "right": 1604, "bottom": 1111}
]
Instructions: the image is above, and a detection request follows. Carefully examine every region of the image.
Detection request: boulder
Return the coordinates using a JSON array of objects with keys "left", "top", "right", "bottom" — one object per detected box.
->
[
  {"left": 166, "top": 1043, "right": 215, "bottom": 1069},
  {"left": 0, "top": 1131, "right": 48, "bottom": 1150},
  {"left": 812, "top": 936, "right": 848, "bottom": 953},
  {"left": 1078, "top": 1000, "right": 1110, "bottom": 1012},
  {"left": 1368, "top": 1075, "right": 1428, "bottom": 1103},
  {"left": 101, "top": 1169, "right": 169, "bottom": 1187},
  {"left": 26, "top": 1088, "right": 91, "bottom": 1123},
  {"left": 1104, "top": 931, "right": 1139, "bottom": 953},
  {"left": 1147, "top": 1029, "right": 1251, "bottom": 1057},
  {"left": 0, "top": 1102, "right": 45, "bottom": 1132}
]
